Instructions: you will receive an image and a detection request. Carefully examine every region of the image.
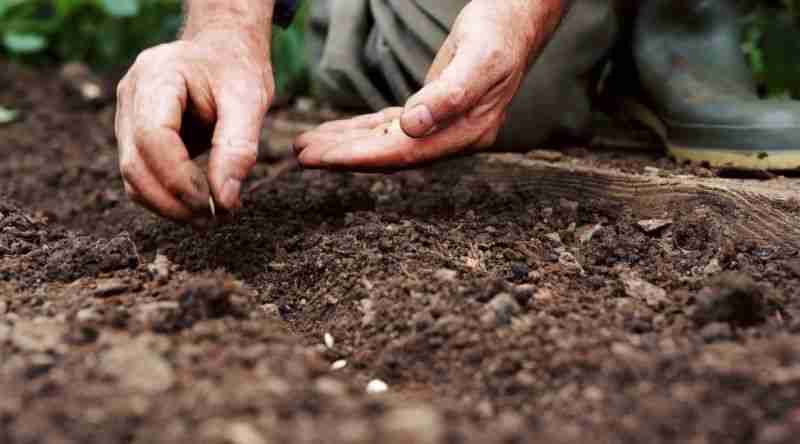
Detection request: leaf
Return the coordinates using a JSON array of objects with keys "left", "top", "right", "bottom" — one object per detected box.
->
[
  {"left": 3, "top": 32, "right": 47, "bottom": 53},
  {"left": 99, "top": 0, "right": 139, "bottom": 17},
  {"left": 0, "top": 106, "right": 19, "bottom": 125}
]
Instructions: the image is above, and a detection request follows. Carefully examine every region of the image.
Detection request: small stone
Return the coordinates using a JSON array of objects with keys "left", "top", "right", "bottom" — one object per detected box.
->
[
  {"left": 381, "top": 405, "right": 444, "bottom": 444},
  {"left": 360, "top": 298, "right": 377, "bottom": 327},
  {"left": 76, "top": 307, "right": 101, "bottom": 323},
  {"left": 487, "top": 293, "right": 522, "bottom": 327},
  {"left": 331, "top": 359, "right": 348, "bottom": 371},
  {"left": 637, "top": 219, "right": 673, "bottom": 234},
  {"left": 621, "top": 273, "right": 668, "bottom": 309},
  {"left": 226, "top": 422, "right": 267, "bottom": 444},
  {"left": 147, "top": 254, "right": 172, "bottom": 283},
  {"left": 366, "top": 379, "right": 389, "bottom": 394},
  {"left": 100, "top": 337, "right": 175, "bottom": 394},
  {"left": 703, "top": 258, "right": 722, "bottom": 276},
  {"left": 324, "top": 332, "right": 335, "bottom": 349},
  {"left": 434, "top": 268, "right": 458, "bottom": 282},
  {"left": 93, "top": 278, "right": 129, "bottom": 298}
]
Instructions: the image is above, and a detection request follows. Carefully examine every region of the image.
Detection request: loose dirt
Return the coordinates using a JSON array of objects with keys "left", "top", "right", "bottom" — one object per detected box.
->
[{"left": 2, "top": 61, "right": 800, "bottom": 444}]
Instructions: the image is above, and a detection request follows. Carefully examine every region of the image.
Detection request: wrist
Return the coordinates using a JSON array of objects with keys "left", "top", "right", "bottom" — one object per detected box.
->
[{"left": 181, "top": 0, "right": 275, "bottom": 41}]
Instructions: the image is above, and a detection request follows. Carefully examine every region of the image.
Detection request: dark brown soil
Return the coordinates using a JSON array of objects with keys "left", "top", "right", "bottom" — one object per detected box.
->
[{"left": 2, "top": 61, "right": 800, "bottom": 444}]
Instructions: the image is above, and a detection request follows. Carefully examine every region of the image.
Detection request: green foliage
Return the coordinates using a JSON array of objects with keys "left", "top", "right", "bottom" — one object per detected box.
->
[
  {"left": 0, "top": 0, "right": 308, "bottom": 95},
  {"left": 742, "top": 0, "right": 800, "bottom": 97},
  {"left": 0, "top": 0, "right": 183, "bottom": 67}
]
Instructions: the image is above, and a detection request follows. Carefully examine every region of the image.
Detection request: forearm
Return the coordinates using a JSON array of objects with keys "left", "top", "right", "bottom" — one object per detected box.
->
[{"left": 181, "top": 0, "right": 275, "bottom": 41}]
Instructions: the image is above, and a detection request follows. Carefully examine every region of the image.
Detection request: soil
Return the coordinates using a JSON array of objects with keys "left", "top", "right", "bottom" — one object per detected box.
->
[{"left": 2, "top": 61, "right": 800, "bottom": 444}]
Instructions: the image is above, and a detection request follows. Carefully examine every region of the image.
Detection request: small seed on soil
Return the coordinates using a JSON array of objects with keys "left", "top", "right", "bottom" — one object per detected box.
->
[
  {"left": 324, "top": 332, "right": 335, "bottom": 349},
  {"left": 331, "top": 360, "right": 348, "bottom": 371},
  {"left": 366, "top": 379, "right": 389, "bottom": 394}
]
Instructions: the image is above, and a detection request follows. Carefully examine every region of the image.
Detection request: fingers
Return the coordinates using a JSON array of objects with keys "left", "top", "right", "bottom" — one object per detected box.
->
[
  {"left": 131, "top": 69, "right": 212, "bottom": 213},
  {"left": 297, "top": 109, "right": 504, "bottom": 171},
  {"left": 116, "top": 48, "right": 214, "bottom": 224},
  {"left": 207, "top": 77, "right": 270, "bottom": 210},
  {"left": 400, "top": 34, "right": 510, "bottom": 138}
]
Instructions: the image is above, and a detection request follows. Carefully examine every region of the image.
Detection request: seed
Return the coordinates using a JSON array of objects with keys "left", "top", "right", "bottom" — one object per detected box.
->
[
  {"left": 366, "top": 379, "right": 389, "bottom": 394},
  {"left": 331, "top": 360, "right": 347, "bottom": 371},
  {"left": 324, "top": 332, "right": 335, "bottom": 349},
  {"left": 209, "top": 196, "right": 216, "bottom": 217}
]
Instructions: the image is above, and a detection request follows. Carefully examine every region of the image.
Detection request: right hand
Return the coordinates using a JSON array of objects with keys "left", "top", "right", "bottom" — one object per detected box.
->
[{"left": 115, "top": 29, "right": 274, "bottom": 226}]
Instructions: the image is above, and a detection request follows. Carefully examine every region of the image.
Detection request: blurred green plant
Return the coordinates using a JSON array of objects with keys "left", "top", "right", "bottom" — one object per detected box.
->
[
  {"left": 0, "top": 0, "right": 308, "bottom": 95},
  {"left": 742, "top": 0, "right": 800, "bottom": 98}
]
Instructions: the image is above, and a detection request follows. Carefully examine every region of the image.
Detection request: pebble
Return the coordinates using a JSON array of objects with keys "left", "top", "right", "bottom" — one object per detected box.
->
[
  {"left": 76, "top": 307, "right": 101, "bottom": 323},
  {"left": 433, "top": 268, "right": 458, "bottom": 282},
  {"left": 99, "top": 337, "right": 175, "bottom": 394},
  {"left": 485, "top": 293, "right": 522, "bottom": 327},
  {"left": 93, "top": 278, "right": 129, "bottom": 298},
  {"left": 147, "top": 254, "right": 172, "bottom": 283},
  {"left": 621, "top": 274, "right": 668, "bottom": 309},
  {"left": 331, "top": 359, "right": 348, "bottom": 371},
  {"left": 637, "top": 219, "right": 673, "bottom": 234},
  {"left": 366, "top": 379, "right": 389, "bottom": 394},
  {"left": 324, "top": 332, "right": 335, "bottom": 350},
  {"left": 381, "top": 405, "right": 444, "bottom": 444},
  {"left": 226, "top": 422, "right": 267, "bottom": 444},
  {"left": 360, "top": 298, "right": 377, "bottom": 327}
]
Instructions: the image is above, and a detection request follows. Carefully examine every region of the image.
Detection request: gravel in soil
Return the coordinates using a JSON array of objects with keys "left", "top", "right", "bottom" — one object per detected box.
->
[{"left": 2, "top": 61, "right": 800, "bottom": 443}]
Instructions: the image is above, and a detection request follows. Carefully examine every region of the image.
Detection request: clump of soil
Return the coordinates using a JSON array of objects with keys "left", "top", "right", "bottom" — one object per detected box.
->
[{"left": 2, "top": 61, "right": 800, "bottom": 444}]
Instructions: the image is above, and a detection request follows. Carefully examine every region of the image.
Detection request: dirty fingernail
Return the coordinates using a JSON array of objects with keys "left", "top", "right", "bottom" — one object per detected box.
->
[
  {"left": 402, "top": 105, "right": 433, "bottom": 137},
  {"left": 220, "top": 178, "right": 242, "bottom": 209}
]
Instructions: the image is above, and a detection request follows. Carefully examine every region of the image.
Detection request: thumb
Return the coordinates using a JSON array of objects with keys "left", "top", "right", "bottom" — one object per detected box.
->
[
  {"left": 401, "top": 39, "right": 506, "bottom": 138},
  {"left": 208, "top": 83, "right": 270, "bottom": 210}
]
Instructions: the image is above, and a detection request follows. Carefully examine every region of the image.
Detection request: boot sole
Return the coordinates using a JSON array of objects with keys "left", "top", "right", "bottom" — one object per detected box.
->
[{"left": 625, "top": 99, "right": 800, "bottom": 171}]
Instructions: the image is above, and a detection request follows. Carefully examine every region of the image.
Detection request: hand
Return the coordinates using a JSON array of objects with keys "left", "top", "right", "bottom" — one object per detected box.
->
[
  {"left": 296, "top": 0, "right": 565, "bottom": 170},
  {"left": 115, "top": 28, "right": 273, "bottom": 225}
]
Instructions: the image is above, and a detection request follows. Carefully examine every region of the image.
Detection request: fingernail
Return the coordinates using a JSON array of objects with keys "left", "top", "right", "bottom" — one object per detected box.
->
[
  {"left": 403, "top": 105, "right": 433, "bottom": 137},
  {"left": 220, "top": 178, "right": 242, "bottom": 209}
]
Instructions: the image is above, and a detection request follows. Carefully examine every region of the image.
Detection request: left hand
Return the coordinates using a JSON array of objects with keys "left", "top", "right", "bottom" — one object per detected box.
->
[{"left": 295, "top": 0, "right": 565, "bottom": 171}]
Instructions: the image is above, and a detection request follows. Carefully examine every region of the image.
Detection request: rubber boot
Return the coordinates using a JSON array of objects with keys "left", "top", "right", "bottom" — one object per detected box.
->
[
  {"left": 634, "top": 0, "right": 800, "bottom": 170},
  {"left": 307, "top": 0, "right": 621, "bottom": 150}
]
